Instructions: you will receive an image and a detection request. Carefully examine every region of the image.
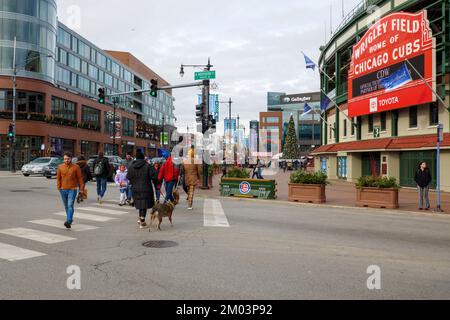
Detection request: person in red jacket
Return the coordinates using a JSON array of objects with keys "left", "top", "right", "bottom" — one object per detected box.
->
[{"left": 158, "top": 155, "right": 179, "bottom": 203}]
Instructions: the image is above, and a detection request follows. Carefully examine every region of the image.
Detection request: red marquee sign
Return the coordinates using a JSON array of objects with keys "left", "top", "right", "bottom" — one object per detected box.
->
[{"left": 348, "top": 11, "right": 436, "bottom": 117}]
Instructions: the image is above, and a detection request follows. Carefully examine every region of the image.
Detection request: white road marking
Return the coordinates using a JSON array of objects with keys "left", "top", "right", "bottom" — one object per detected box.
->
[
  {"left": 95, "top": 203, "right": 133, "bottom": 210},
  {"left": 54, "top": 212, "right": 117, "bottom": 222},
  {"left": 203, "top": 199, "right": 230, "bottom": 228},
  {"left": 29, "top": 219, "right": 99, "bottom": 232},
  {"left": 77, "top": 206, "right": 128, "bottom": 215},
  {"left": 0, "top": 228, "right": 75, "bottom": 244},
  {"left": 0, "top": 242, "right": 46, "bottom": 261}
]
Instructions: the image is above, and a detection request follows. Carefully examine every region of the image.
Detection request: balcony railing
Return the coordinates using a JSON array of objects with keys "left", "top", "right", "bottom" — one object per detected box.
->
[{"left": 332, "top": 0, "right": 381, "bottom": 38}]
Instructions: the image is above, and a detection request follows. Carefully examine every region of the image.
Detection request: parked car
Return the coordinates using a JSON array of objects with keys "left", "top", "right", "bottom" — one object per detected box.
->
[
  {"left": 21, "top": 157, "right": 61, "bottom": 177},
  {"left": 87, "top": 155, "right": 123, "bottom": 182},
  {"left": 43, "top": 157, "right": 78, "bottom": 179}
]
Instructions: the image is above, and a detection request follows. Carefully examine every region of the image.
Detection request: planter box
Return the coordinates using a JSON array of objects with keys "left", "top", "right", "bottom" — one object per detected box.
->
[
  {"left": 356, "top": 187, "right": 399, "bottom": 209},
  {"left": 220, "top": 178, "right": 277, "bottom": 199},
  {"left": 288, "top": 183, "right": 326, "bottom": 204}
]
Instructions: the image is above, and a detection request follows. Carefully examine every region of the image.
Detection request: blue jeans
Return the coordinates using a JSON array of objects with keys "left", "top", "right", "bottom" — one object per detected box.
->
[
  {"left": 60, "top": 189, "right": 78, "bottom": 224},
  {"left": 164, "top": 180, "right": 175, "bottom": 203},
  {"left": 126, "top": 185, "right": 133, "bottom": 200},
  {"left": 96, "top": 177, "right": 108, "bottom": 198}
]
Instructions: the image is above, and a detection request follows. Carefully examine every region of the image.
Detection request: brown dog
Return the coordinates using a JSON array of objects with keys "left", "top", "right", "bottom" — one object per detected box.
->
[{"left": 150, "top": 190, "right": 180, "bottom": 231}]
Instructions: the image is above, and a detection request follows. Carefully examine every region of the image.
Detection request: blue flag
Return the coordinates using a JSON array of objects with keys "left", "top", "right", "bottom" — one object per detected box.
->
[
  {"left": 303, "top": 53, "right": 316, "bottom": 71},
  {"left": 380, "top": 63, "right": 412, "bottom": 92},
  {"left": 302, "top": 103, "right": 313, "bottom": 118},
  {"left": 321, "top": 94, "right": 331, "bottom": 113}
]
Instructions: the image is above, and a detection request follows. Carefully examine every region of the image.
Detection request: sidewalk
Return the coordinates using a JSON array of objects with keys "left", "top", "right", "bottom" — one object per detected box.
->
[{"left": 198, "top": 171, "right": 450, "bottom": 214}]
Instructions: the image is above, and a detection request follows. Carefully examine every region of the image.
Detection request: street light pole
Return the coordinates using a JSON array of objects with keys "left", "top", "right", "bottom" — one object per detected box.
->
[
  {"left": 112, "top": 97, "right": 117, "bottom": 156},
  {"left": 11, "top": 37, "right": 17, "bottom": 173}
]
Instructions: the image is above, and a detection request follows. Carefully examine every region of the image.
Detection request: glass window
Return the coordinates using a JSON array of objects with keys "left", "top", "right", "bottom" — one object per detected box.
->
[
  {"left": 78, "top": 76, "right": 90, "bottom": 92},
  {"left": 430, "top": 103, "right": 439, "bottom": 126},
  {"left": 82, "top": 106, "right": 100, "bottom": 126},
  {"left": 58, "top": 48, "right": 67, "bottom": 64},
  {"left": 78, "top": 41, "right": 91, "bottom": 59},
  {"left": 266, "top": 117, "right": 279, "bottom": 123},
  {"left": 68, "top": 53, "right": 80, "bottom": 71},
  {"left": 299, "top": 124, "right": 313, "bottom": 140},
  {"left": 122, "top": 118, "right": 135, "bottom": 137},
  {"left": 97, "top": 52, "right": 107, "bottom": 69},
  {"left": 71, "top": 35, "right": 78, "bottom": 52},
  {"left": 368, "top": 114, "right": 374, "bottom": 133},
  {"left": 81, "top": 60, "right": 88, "bottom": 75},
  {"left": 381, "top": 112, "right": 387, "bottom": 131},
  {"left": 0, "top": 90, "right": 44, "bottom": 114},
  {"left": 57, "top": 27, "right": 71, "bottom": 48},
  {"left": 409, "top": 106, "right": 418, "bottom": 128},
  {"left": 343, "top": 119, "right": 347, "bottom": 137},
  {"left": 104, "top": 73, "right": 113, "bottom": 87},
  {"left": 56, "top": 66, "right": 70, "bottom": 85},
  {"left": 51, "top": 97, "right": 76, "bottom": 120},
  {"left": 88, "top": 64, "right": 98, "bottom": 79}
]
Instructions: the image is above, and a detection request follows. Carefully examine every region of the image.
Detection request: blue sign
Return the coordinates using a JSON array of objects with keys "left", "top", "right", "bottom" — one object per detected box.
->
[
  {"left": 239, "top": 181, "right": 251, "bottom": 195},
  {"left": 198, "top": 94, "right": 220, "bottom": 122}
]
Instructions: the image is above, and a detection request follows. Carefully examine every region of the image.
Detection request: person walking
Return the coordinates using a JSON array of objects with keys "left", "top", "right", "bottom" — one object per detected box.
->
[
  {"left": 93, "top": 152, "right": 110, "bottom": 204},
  {"left": 256, "top": 158, "right": 264, "bottom": 179},
  {"left": 57, "top": 152, "right": 85, "bottom": 229},
  {"left": 414, "top": 161, "right": 432, "bottom": 210},
  {"left": 76, "top": 155, "right": 92, "bottom": 203},
  {"left": 158, "top": 154, "right": 179, "bottom": 203},
  {"left": 114, "top": 164, "right": 129, "bottom": 206},
  {"left": 123, "top": 152, "right": 134, "bottom": 205},
  {"left": 182, "top": 148, "right": 200, "bottom": 210},
  {"left": 127, "top": 152, "right": 158, "bottom": 229}
]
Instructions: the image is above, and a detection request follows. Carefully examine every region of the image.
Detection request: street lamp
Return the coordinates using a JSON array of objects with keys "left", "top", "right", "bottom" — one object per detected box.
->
[{"left": 179, "top": 58, "right": 214, "bottom": 190}]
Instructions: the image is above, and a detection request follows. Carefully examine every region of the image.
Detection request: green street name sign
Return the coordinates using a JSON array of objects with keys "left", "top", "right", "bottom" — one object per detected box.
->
[{"left": 195, "top": 71, "right": 216, "bottom": 80}]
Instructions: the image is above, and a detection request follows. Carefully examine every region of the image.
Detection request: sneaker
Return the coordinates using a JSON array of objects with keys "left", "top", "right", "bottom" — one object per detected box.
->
[
  {"left": 97, "top": 196, "right": 101, "bottom": 204},
  {"left": 64, "top": 221, "right": 71, "bottom": 229},
  {"left": 188, "top": 207, "right": 193, "bottom": 210},
  {"left": 99, "top": 197, "right": 103, "bottom": 204},
  {"left": 119, "top": 203, "right": 124, "bottom": 207},
  {"left": 139, "top": 220, "right": 147, "bottom": 229}
]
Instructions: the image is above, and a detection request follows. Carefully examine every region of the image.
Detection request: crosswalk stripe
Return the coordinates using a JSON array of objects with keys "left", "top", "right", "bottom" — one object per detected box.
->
[
  {"left": 0, "top": 228, "right": 76, "bottom": 244},
  {"left": 78, "top": 206, "right": 128, "bottom": 215},
  {"left": 95, "top": 203, "right": 134, "bottom": 210},
  {"left": 29, "top": 219, "right": 99, "bottom": 232},
  {"left": 0, "top": 242, "right": 46, "bottom": 261},
  {"left": 203, "top": 199, "right": 230, "bottom": 228},
  {"left": 54, "top": 212, "right": 117, "bottom": 222}
]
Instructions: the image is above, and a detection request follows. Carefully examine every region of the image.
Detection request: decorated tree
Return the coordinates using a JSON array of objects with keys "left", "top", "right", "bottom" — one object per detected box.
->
[{"left": 282, "top": 115, "right": 300, "bottom": 159}]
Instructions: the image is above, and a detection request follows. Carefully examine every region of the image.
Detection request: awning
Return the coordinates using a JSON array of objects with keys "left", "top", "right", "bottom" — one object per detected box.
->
[{"left": 311, "top": 133, "right": 450, "bottom": 155}]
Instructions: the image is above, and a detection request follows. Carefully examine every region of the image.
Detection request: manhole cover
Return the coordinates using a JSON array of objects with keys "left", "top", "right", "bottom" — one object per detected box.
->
[
  {"left": 142, "top": 240, "right": 178, "bottom": 248},
  {"left": 10, "top": 190, "right": 32, "bottom": 193}
]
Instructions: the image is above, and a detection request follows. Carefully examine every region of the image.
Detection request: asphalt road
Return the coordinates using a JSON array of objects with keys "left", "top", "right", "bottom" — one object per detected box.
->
[{"left": 1, "top": 174, "right": 450, "bottom": 300}]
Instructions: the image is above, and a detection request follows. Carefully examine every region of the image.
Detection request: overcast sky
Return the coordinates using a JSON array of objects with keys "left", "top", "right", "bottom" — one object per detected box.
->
[{"left": 56, "top": 0, "right": 361, "bottom": 133}]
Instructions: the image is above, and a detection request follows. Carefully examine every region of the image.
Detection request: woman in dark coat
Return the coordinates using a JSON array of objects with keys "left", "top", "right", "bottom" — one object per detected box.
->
[
  {"left": 127, "top": 152, "right": 159, "bottom": 229},
  {"left": 414, "top": 161, "right": 432, "bottom": 210}
]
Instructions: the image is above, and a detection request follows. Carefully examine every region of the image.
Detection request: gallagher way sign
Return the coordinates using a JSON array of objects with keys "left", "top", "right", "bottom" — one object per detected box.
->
[{"left": 348, "top": 11, "right": 436, "bottom": 117}]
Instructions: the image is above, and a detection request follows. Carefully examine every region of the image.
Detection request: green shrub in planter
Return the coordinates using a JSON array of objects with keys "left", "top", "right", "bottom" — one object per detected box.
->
[
  {"left": 290, "top": 170, "right": 329, "bottom": 185},
  {"left": 224, "top": 167, "right": 250, "bottom": 179},
  {"left": 356, "top": 176, "right": 400, "bottom": 189}
]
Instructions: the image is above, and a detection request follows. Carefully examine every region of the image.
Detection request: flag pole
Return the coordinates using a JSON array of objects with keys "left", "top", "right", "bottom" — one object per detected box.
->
[
  {"left": 404, "top": 58, "right": 449, "bottom": 112},
  {"left": 301, "top": 51, "right": 334, "bottom": 83}
]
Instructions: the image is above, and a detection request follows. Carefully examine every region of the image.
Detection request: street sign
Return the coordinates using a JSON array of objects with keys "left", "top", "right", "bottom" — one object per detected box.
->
[
  {"left": 160, "top": 132, "right": 169, "bottom": 145},
  {"left": 438, "top": 124, "right": 444, "bottom": 143},
  {"left": 373, "top": 126, "right": 381, "bottom": 138},
  {"left": 195, "top": 71, "right": 216, "bottom": 80}
]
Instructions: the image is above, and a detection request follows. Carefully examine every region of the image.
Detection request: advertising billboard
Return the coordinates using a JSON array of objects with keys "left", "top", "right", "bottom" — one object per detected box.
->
[{"left": 348, "top": 11, "right": 436, "bottom": 117}]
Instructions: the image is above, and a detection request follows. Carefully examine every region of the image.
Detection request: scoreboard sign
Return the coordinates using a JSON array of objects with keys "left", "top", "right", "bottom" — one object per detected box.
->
[{"left": 348, "top": 11, "right": 436, "bottom": 117}]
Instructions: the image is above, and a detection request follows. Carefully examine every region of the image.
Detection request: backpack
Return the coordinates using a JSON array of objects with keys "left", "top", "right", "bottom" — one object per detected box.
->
[{"left": 94, "top": 159, "right": 105, "bottom": 176}]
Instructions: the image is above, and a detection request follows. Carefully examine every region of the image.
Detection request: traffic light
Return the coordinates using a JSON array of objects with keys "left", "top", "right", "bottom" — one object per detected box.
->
[
  {"left": 98, "top": 88, "right": 106, "bottom": 104},
  {"left": 196, "top": 103, "right": 204, "bottom": 123},
  {"left": 209, "top": 116, "right": 217, "bottom": 132},
  {"left": 150, "top": 79, "right": 158, "bottom": 98},
  {"left": 7, "top": 123, "right": 14, "bottom": 141}
]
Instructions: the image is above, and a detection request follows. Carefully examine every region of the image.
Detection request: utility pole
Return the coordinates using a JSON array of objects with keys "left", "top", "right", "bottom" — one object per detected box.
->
[
  {"left": 112, "top": 97, "right": 117, "bottom": 156},
  {"left": 11, "top": 37, "right": 17, "bottom": 173},
  {"left": 200, "top": 58, "right": 212, "bottom": 189}
]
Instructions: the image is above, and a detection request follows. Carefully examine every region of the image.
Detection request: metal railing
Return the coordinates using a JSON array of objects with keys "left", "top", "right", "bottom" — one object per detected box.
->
[{"left": 332, "top": 0, "right": 381, "bottom": 38}]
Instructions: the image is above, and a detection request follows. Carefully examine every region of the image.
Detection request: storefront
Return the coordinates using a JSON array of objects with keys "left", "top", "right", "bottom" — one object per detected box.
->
[
  {"left": 81, "top": 140, "right": 99, "bottom": 158},
  {"left": 0, "top": 136, "right": 43, "bottom": 170}
]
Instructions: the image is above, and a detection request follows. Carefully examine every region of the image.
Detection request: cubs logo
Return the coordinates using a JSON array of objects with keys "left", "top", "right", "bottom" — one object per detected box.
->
[{"left": 239, "top": 181, "right": 251, "bottom": 195}]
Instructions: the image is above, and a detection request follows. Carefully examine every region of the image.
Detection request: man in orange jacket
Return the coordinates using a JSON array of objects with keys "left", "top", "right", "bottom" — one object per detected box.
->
[{"left": 57, "top": 152, "right": 85, "bottom": 229}]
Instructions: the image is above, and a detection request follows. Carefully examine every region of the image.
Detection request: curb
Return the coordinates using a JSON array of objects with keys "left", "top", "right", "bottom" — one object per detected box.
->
[{"left": 196, "top": 194, "right": 450, "bottom": 219}]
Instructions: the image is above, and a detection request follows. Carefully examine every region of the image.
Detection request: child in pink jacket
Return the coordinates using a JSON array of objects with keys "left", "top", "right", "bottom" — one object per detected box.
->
[{"left": 114, "top": 165, "right": 129, "bottom": 206}]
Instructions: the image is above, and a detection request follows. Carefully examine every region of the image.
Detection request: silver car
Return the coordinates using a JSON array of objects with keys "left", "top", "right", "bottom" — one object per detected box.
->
[{"left": 21, "top": 157, "right": 62, "bottom": 177}]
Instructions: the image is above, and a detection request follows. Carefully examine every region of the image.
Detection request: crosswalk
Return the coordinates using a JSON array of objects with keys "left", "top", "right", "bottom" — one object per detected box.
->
[{"left": 0, "top": 202, "right": 133, "bottom": 263}]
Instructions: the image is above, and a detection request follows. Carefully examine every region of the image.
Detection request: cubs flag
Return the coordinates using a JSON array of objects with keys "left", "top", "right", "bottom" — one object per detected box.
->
[
  {"left": 320, "top": 94, "right": 331, "bottom": 113},
  {"left": 301, "top": 103, "right": 313, "bottom": 118},
  {"left": 302, "top": 52, "right": 316, "bottom": 71},
  {"left": 380, "top": 63, "right": 412, "bottom": 92}
]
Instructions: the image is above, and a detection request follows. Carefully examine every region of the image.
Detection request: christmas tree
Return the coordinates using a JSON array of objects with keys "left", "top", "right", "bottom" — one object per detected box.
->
[{"left": 282, "top": 115, "right": 300, "bottom": 159}]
